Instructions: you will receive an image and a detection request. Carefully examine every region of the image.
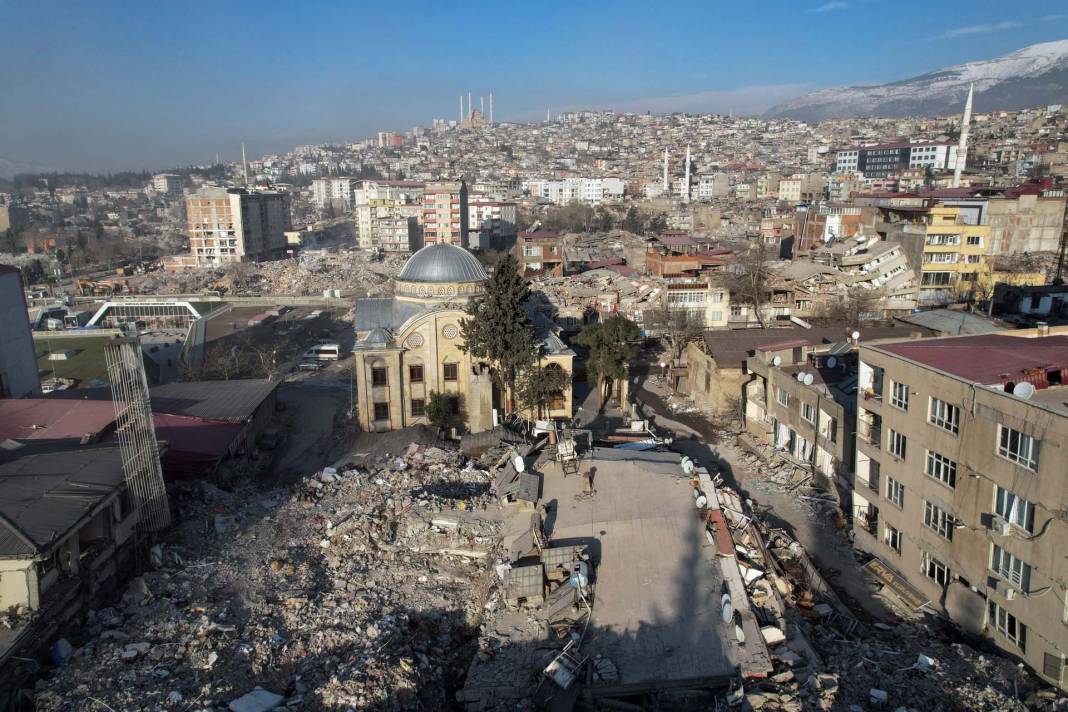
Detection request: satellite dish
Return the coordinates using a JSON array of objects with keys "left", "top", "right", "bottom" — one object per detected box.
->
[
  {"left": 1012, "top": 382, "right": 1036, "bottom": 400},
  {"left": 796, "top": 372, "right": 805, "bottom": 382},
  {"left": 851, "top": 330, "right": 861, "bottom": 340},
  {"left": 772, "top": 355, "right": 782, "bottom": 366},
  {"left": 513, "top": 455, "right": 526, "bottom": 473},
  {"left": 803, "top": 373, "right": 814, "bottom": 386},
  {"left": 681, "top": 457, "right": 695, "bottom": 475},
  {"left": 826, "top": 356, "right": 838, "bottom": 369},
  {"left": 721, "top": 593, "right": 733, "bottom": 623}
]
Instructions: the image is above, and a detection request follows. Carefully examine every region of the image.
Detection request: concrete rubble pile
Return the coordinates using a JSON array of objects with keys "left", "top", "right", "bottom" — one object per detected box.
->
[{"left": 34, "top": 442, "right": 501, "bottom": 711}]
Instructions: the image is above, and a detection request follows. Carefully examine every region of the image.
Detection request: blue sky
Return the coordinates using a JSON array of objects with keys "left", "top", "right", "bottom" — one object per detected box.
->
[{"left": 0, "top": 0, "right": 1065, "bottom": 172}]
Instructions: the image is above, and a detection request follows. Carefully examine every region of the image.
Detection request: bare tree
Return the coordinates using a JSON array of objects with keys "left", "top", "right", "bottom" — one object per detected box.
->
[
  {"left": 724, "top": 242, "right": 772, "bottom": 328},
  {"left": 814, "top": 286, "right": 884, "bottom": 330},
  {"left": 643, "top": 302, "right": 705, "bottom": 365}
]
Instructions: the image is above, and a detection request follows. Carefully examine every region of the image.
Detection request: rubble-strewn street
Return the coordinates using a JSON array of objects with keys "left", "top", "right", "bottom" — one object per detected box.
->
[{"left": 34, "top": 443, "right": 500, "bottom": 711}]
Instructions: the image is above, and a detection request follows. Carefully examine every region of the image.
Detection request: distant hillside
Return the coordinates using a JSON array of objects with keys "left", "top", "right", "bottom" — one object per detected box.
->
[{"left": 765, "top": 39, "right": 1068, "bottom": 121}]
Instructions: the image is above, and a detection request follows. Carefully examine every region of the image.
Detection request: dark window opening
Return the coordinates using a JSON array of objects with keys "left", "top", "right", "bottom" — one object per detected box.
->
[
  {"left": 373, "top": 402, "right": 390, "bottom": 421},
  {"left": 372, "top": 367, "right": 388, "bottom": 386},
  {"left": 443, "top": 363, "right": 459, "bottom": 381},
  {"left": 409, "top": 364, "right": 424, "bottom": 383},
  {"left": 411, "top": 399, "right": 425, "bottom": 417}
]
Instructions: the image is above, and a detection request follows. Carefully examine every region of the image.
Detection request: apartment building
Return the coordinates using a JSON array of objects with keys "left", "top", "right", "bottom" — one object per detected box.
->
[
  {"left": 355, "top": 180, "right": 425, "bottom": 252},
  {"left": 151, "top": 173, "right": 183, "bottom": 199},
  {"left": 834, "top": 142, "right": 957, "bottom": 178},
  {"left": 744, "top": 341, "right": 855, "bottom": 497},
  {"left": 697, "top": 173, "right": 730, "bottom": 200},
  {"left": 185, "top": 186, "right": 292, "bottom": 266},
  {"left": 467, "top": 197, "right": 517, "bottom": 250},
  {"left": 664, "top": 279, "right": 730, "bottom": 328},
  {"left": 793, "top": 203, "right": 870, "bottom": 252},
  {"left": 515, "top": 231, "right": 565, "bottom": 276},
  {"left": 311, "top": 177, "right": 358, "bottom": 211},
  {"left": 778, "top": 174, "right": 827, "bottom": 203},
  {"left": 422, "top": 180, "right": 469, "bottom": 247},
  {"left": 852, "top": 332, "right": 1068, "bottom": 689},
  {"left": 919, "top": 206, "right": 990, "bottom": 304},
  {"left": 523, "top": 177, "right": 625, "bottom": 206}
]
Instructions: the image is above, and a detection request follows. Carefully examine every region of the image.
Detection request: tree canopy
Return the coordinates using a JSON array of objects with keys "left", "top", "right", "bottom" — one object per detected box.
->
[
  {"left": 516, "top": 362, "right": 570, "bottom": 418},
  {"left": 574, "top": 316, "right": 640, "bottom": 404},
  {"left": 459, "top": 253, "right": 536, "bottom": 409}
]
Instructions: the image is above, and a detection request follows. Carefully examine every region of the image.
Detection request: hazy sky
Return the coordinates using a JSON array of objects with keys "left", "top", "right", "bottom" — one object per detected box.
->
[{"left": 1, "top": 0, "right": 1066, "bottom": 172}]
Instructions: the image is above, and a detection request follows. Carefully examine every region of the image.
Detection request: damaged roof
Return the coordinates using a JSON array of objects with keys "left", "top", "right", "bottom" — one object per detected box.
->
[{"left": 0, "top": 442, "right": 126, "bottom": 557}]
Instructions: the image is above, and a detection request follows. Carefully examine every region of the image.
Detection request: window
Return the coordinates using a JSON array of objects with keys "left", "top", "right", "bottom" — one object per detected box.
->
[
  {"left": 924, "top": 501, "right": 955, "bottom": 540},
  {"left": 730, "top": 305, "right": 744, "bottom": 316},
  {"left": 443, "top": 363, "right": 459, "bottom": 381},
  {"left": 867, "top": 459, "right": 881, "bottom": 492},
  {"left": 991, "top": 545, "right": 1031, "bottom": 590},
  {"left": 884, "top": 525, "right": 902, "bottom": 553},
  {"left": 998, "top": 425, "right": 1039, "bottom": 470},
  {"left": 890, "top": 381, "right": 909, "bottom": 410},
  {"left": 825, "top": 415, "right": 838, "bottom": 443},
  {"left": 408, "top": 364, "right": 424, "bottom": 383},
  {"left": 802, "top": 403, "right": 816, "bottom": 423},
  {"left": 922, "top": 551, "right": 950, "bottom": 587},
  {"left": 925, "top": 450, "right": 957, "bottom": 487},
  {"left": 967, "top": 235, "right": 982, "bottom": 246},
  {"left": 371, "top": 366, "right": 388, "bottom": 387},
  {"left": 928, "top": 398, "right": 960, "bottom": 434},
  {"left": 711, "top": 291, "right": 725, "bottom": 303},
  {"left": 967, "top": 254, "right": 982, "bottom": 263},
  {"left": 410, "top": 398, "right": 425, "bottom": 417},
  {"left": 887, "top": 477, "right": 904, "bottom": 508},
  {"left": 995, "top": 487, "right": 1035, "bottom": 534},
  {"left": 373, "top": 402, "right": 390, "bottom": 421},
  {"left": 776, "top": 388, "right": 789, "bottom": 406},
  {"left": 926, "top": 233, "right": 960, "bottom": 246},
  {"left": 988, "top": 601, "right": 1026, "bottom": 651},
  {"left": 888, "top": 429, "right": 907, "bottom": 459},
  {"left": 523, "top": 244, "right": 539, "bottom": 257}
]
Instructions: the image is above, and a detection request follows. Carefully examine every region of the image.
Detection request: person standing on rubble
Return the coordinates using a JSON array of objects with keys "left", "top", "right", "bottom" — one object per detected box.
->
[{"left": 584, "top": 466, "right": 597, "bottom": 496}]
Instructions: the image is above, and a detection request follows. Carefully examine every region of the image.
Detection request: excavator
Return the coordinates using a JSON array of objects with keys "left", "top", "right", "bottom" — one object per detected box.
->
[{"left": 75, "top": 277, "right": 129, "bottom": 297}]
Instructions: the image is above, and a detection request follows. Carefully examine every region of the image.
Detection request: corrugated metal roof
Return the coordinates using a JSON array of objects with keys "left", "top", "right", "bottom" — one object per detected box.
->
[
  {"left": 0, "top": 443, "right": 125, "bottom": 557},
  {"left": 0, "top": 400, "right": 116, "bottom": 442},
  {"left": 149, "top": 379, "right": 278, "bottom": 422},
  {"left": 894, "top": 309, "right": 1005, "bottom": 336},
  {"left": 875, "top": 334, "right": 1068, "bottom": 385}
]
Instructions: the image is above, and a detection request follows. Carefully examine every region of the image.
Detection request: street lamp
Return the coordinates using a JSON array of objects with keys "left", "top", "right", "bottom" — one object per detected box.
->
[{"left": 659, "top": 361, "right": 667, "bottom": 382}]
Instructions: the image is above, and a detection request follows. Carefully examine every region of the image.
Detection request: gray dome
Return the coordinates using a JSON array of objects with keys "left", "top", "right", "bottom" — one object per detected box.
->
[{"left": 397, "top": 243, "right": 489, "bottom": 283}]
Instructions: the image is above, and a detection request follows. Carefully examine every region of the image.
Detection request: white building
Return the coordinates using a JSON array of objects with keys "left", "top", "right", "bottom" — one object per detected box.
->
[
  {"left": 152, "top": 174, "right": 183, "bottom": 200},
  {"left": 697, "top": 173, "right": 730, "bottom": 200},
  {"left": 311, "top": 177, "right": 358, "bottom": 211},
  {"left": 355, "top": 180, "right": 425, "bottom": 252},
  {"left": 523, "top": 177, "right": 625, "bottom": 206},
  {"left": 467, "top": 198, "right": 517, "bottom": 250}
]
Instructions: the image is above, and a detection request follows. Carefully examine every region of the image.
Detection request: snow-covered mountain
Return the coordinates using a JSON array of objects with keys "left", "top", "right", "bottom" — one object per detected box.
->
[{"left": 765, "top": 40, "right": 1068, "bottom": 121}]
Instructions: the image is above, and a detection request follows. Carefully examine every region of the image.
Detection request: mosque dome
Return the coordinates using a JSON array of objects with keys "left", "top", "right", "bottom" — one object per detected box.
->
[{"left": 397, "top": 243, "right": 489, "bottom": 284}]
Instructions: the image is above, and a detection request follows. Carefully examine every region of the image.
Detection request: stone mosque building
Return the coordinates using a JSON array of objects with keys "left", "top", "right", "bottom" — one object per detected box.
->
[{"left": 352, "top": 243, "right": 574, "bottom": 432}]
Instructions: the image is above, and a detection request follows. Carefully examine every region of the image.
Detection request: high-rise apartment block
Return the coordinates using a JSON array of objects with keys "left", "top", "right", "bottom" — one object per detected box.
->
[
  {"left": 355, "top": 180, "right": 424, "bottom": 253},
  {"left": 152, "top": 173, "right": 184, "bottom": 200},
  {"left": 467, "top": 196, "right": 517, "bottom": 250},
  {"left": 422, "top": 180, "right": 469, "bottom": 247},
  {"left": 853, "top": 332, "right": 1068, "bottom": 689},
  {"left": 185, "top": 186, "right": 292, "bottom": 266},
  {"left": 835, "top": 142, "right": 958, "bottom": 178},
  {"left": 311, "top": 177, "right": 358, "bottom": 212}
]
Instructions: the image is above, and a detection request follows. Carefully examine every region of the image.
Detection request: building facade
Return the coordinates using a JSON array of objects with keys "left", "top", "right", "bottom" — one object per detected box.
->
[
  {"left": 311, "top": 177, "right": 358, "bottom": 211},
  {"left": 185, "top": 186, "right": 292, "bottom": 266},
  {"left": 152, "top": 174, "right": 183, "bottom": 200},
  {"left": 422, "top": 180, "right": 469, "bottom": 247},
  {"left": 352, "top": 243, "right": 573, "bottom": 433},
  {"left": 0, "top": 265, "right": 39, "bottom": 398},
  {"left": 852, "top": 333, "right": 1068, "bottom": 689}
]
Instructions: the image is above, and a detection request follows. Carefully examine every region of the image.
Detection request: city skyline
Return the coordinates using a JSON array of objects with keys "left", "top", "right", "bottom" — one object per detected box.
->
[{"left": 1, "top": 0, "right": 1066, "bottom": 171}]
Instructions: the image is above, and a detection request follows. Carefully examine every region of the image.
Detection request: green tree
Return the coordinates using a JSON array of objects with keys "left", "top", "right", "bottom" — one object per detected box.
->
[
  {"left": 426, "top": 391, "right": 462, "bottom": 433},
  {"left": 575, "top": 316, "right": 640, "bottom": 406},
  {"left": 460, "top": 253, "right": 536, "bottom": 413},
  {"left": 516, "top": 362, "right": 570, "bottom": 419},
  {"left": 622, "top": 206, "right": 645, "bottom": 234}
]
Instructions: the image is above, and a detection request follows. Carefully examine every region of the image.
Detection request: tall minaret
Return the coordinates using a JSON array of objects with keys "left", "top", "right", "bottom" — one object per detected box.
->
[
  {"left": 489, "top": 92, "right": 493, "bottom": 124},
  {"left": 480, "top": 95, "right": 484, "bottom": 118},
  {"left": 684, "top": 145, "right": 692, "bottom": 202},
  {"left": 662, "top": 149, "right": 670, "bottom": 192},
  {"left": 468, "top": 92, "right": 473, "bottom": 120},
  {"left": 953, "top": 83, "right": 974, "bottom": 188},
  {"left": 459, "top": 95, "right": 464, "bottom": 125},
  {"left": 241, "top": 142, "right": 249, "bottom": 187}
]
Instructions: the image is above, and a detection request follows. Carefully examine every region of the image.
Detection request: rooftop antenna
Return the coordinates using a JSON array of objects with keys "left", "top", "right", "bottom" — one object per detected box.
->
[
  {"left": 241, "top": 142, "right": 249, "bottom": 186},
  {"left": 953, "top": 83, "right": 973, "bottom": 188}
]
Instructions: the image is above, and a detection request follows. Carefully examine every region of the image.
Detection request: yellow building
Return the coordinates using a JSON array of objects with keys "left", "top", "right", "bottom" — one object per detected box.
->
[
  {"left": 352, "top": 243, "right": 574, "bottom": 432},
  {"left": 919, "top": 206, "right": 991, "bottom": 304}
]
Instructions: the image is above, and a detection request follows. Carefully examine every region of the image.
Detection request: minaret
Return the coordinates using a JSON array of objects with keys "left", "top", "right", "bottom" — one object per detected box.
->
[
  {"left": 684, "top": 145, "right": 692, "bottom": 202},
  {"left": 489, "top": 92, "right": 493, "bottom": 124},
  {"left": 459, "top": 95, "right": 463, "bottom": 125},
  {"left": 241, "top": 142, "right": 249, "bottom": 187},
  {"left": 953, "top": 83, "right": 974, "bottom": 188},
  {"left": 468, "top": 92, "right": 473, "bottom": 120},
  {"left": 480, "top": 95, "right": 484, "bottom": 118},
  {"left": 546, "top": 107, "right": 550, "bottom": 122},
  {"left": 662, "top": 149, "right": 670, "bottom": 193}
]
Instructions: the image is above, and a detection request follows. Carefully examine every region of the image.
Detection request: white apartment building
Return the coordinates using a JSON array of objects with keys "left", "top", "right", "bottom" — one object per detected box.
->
[
  {"left": 312, "top": 177, "right": 358, "bottom": 211},
  {"left": 467, "top": 198, "right": 517, "bottom": 250},
  {"left": 697, "top": 173, "right": 730, "bottom": 200},
  {"left": 355, "top": 180, "right": 425, "bottom": 252},
  {"left": 523, "top": 177, "right": 625, "bottom": 206},
  {"left": 152, "top": 174, "right": 184, "bottom": 199},
  {"left": 185, "top": 186, "right": 292, "bottom": 266}
]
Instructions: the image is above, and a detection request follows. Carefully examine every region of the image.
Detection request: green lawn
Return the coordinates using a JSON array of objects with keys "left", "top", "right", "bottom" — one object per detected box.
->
[{"left": 33, "top": 335, "right": 113, "bottom": 388}]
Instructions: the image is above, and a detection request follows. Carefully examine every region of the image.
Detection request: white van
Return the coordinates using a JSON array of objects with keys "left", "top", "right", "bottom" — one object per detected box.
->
[{"left": 302, "top": 342, "right": 341, "bottom": 361}]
